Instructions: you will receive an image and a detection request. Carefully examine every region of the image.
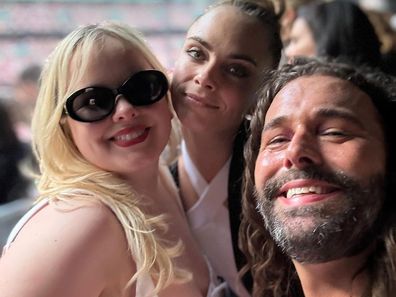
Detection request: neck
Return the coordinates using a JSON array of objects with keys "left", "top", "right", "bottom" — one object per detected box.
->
[
  {"left": 181, "top": 126, "right": 236, "bottom": 182},
  {"left": 293, "top": 250, "right": 371, "bottom": 297},
  {"left": 123, "top": 162, "right": 162, "bottom": 198}
]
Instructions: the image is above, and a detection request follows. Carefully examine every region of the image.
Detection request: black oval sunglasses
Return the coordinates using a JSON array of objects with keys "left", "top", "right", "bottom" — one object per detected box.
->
[{"left": 64, "top": 70, "right": 169, "bottom": 123}]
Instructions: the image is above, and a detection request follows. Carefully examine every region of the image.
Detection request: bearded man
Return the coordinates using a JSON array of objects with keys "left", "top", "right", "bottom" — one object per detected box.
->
[{"left": 240, "top": 57, "right": 396, "bottom": 297}]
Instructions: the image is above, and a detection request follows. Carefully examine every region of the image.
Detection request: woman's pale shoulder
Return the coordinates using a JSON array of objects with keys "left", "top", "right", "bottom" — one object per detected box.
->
[
  {"left": 0, "top": 199, "right": 134, "bottom": 297},
  {"left": 10, "top": 198, "right": 128, "bottom": 258}
]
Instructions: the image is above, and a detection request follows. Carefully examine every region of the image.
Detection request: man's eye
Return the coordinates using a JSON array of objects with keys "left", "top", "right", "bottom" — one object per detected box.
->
[
  {"left": 322, "top": 130, "right": 347, "bottom": 137},
  {"left": 267, "top": 136, "right": 289, "bottom": 146},
  {"left": 320, "top": 129, "right": 353, "bottom": 142},
  {"left": 186, "top": 48, "right": 204, "bottom": 60}
]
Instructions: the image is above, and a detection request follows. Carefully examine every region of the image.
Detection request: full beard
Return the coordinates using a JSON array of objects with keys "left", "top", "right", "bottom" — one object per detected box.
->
[{"left": 255, "top": 167, "right": 385, "bottom": 264}]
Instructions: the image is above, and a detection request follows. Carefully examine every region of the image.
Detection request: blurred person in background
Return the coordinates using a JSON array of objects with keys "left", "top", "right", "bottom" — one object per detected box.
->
[
  {"left": 0, "top": 99, "right": 31, "bottom": 205},
  {"left": 364, "top": 8, "right": 396, "bottom": 75},
  {"left": 359, "top": 0, "right": 396, "bottom": 13},
  {"left": 170, "top": 0, "right": 284, "bottom": 295},
  {"left": 285, "top": 0, "right": 382, "bottom": 68},
  {"left": 11, "top": 64, "right": 42, "bottom": 144},
  {"left": 281, "top": 0, "right": 315, "bottom": 46}
]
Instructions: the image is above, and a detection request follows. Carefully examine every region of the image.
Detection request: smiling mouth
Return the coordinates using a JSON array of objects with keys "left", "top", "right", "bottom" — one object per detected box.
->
[
  {"left": 281, "top": 186, "right": 337, "bottom": 199},
  {"left": 113, "top": 129, "right": 147, "bottom": 141}
]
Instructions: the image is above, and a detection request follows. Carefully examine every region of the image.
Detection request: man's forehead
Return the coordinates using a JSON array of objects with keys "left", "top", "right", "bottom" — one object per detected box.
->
[
  {"left": 281, "top": 74, "right": 360, "bottom": 95},
  {"left": 269, "top": 74, "right": 373, "bottom": 111},
  {"left": 263, "top": 74, "right": 382, "bottom": 130}
]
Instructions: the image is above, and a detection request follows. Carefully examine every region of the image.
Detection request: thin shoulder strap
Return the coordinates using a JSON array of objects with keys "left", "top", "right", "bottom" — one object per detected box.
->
[{"left": 3, "top": 199, "right": 48, "bottom": 251}]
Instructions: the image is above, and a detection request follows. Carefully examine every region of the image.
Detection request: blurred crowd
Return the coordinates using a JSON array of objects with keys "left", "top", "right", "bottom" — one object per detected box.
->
[
  {"left": 0, "top": 64, "right": 40, "bottom": 246},
  {"left": 282, "top": 0, "right": 396, "bottom": 74},
  {"left": 0, "top": 63, "right": 40, "bottom": 205}
]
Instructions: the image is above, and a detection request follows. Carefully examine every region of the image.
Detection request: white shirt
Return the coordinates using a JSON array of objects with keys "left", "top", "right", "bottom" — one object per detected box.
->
[{"left": 182, "top": 141, "right": 250, "bottom": 297}]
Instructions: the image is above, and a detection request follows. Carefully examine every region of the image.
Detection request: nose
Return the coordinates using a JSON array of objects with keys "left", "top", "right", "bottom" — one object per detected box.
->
[
  {"left": 111, "top": 95, "right": 139, "bottom": 121},
  {"left": 194, "top": 64, "right": 216, "bottom": 90},
  {"left": 283, "top": 129, "right": 322, "bottom": 169}
]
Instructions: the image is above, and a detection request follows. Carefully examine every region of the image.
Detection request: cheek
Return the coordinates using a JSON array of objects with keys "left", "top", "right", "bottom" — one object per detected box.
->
[
  {"left": 254, "top": 150, "right": 285, "bottom": 189},
  {"left": 69, "top": 127, "right": 92, "bottom": 154},
  {"left": 170, "top": 67, "right": 189, "bottom": 104},
  {"left": 66, "top": 121, "right": 102, "bottom": 156},
  {"left": 161, "top": 113, "right": 173, "bottom": 136},
  {"left": 172, "top": 57, "right": 192, "bottom": 82},
  {"left": 66, "top": 122, "right": 81, "bottom": 146},
  {"left": 156, "top": 102, "right": 173, "bottom": 132},
  {"left": 170, "top": 69, "right": 181, "bottom": 87},
  {"left": 159, "top": 100, "right": 173, "bottom": 119},
  {"left": 322, "top": 141, "right": 386, "bottom": 179}
]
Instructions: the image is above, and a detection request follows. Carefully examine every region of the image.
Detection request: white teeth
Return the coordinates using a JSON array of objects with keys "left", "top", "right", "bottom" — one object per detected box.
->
[
  {"left": 114, "top": 130, "right": 144, "bottom": 141},
  {"left": 286, "top": 186, "right": 324, "bottom": 199}
]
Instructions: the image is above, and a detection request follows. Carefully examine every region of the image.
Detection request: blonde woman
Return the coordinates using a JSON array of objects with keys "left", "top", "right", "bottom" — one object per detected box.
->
[{"left": 0, "top": 22, "right": 221, "bottom": 297}]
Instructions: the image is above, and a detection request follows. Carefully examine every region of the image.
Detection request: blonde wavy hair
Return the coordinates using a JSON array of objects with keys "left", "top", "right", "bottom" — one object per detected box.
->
[{"left": 31, "top": 21, "right": 184, "bottom": 295}]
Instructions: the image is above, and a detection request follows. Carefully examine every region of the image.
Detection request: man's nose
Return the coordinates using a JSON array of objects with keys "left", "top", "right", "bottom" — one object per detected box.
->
[{"left": 283, "top": 129, "right": 322, "bottom": 169}]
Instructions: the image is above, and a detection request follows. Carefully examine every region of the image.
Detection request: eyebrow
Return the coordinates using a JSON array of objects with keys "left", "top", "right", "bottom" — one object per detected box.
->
[
  {"left": 188, "top": 36, "right": 212, "bottom": 50},
  {"left": 262, "top": 107, "right": 363, "bottom": 133},
  {"left": 316, "top": 108, "right": 363, "bottom": 128},
  {"left": 262, "top": 116, "right": 287, "bottom": 133},
  {"left": 187, "top": 36, "right": 258, "bottom": 66}
]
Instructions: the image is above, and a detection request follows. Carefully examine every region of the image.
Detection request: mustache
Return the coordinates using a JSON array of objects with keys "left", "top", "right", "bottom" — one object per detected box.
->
[{"left": 257, "top": 166, "right": 357, "bottom": 201}]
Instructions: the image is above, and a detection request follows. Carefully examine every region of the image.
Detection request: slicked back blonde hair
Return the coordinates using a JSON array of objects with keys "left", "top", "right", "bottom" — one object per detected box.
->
[{"left": 31, "top": 21, "right": 184, "bottom": 295}]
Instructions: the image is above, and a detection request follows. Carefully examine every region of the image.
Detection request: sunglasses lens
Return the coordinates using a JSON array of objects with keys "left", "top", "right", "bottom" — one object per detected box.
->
[
  {"left": 122, "top": 70, "right": 168, "bottom": 106},
  {"left": 67, "top": 88, "right": 115, "bottom": 122},
  {"left": 65, "top": 70, "right": 168, "bottom": 122}
]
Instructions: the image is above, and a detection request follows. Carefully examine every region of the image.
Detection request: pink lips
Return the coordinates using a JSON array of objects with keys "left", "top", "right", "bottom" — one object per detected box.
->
[
  {"left": 112, "top": 126, "right": 149, "bottom": 147},
  {"left": 185, "top": 92, "right": 219, "bottom": 109}
]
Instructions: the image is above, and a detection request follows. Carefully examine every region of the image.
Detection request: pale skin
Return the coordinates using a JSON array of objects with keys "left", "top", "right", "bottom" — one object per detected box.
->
[
  {"left": 254, "top": 75, "right": 386, "bottom": 297},
  {"left": 171, "top": 5, "right": 275, "bottom": 210},
  {"left": 285, "top": 17, "right": 316, "bottom": 61},
  {"left": 0, "top": 37, "right": 208, "bottom": 297},
  {"left": 0, "top": 200, "right": 135, "bottom": 297}
]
